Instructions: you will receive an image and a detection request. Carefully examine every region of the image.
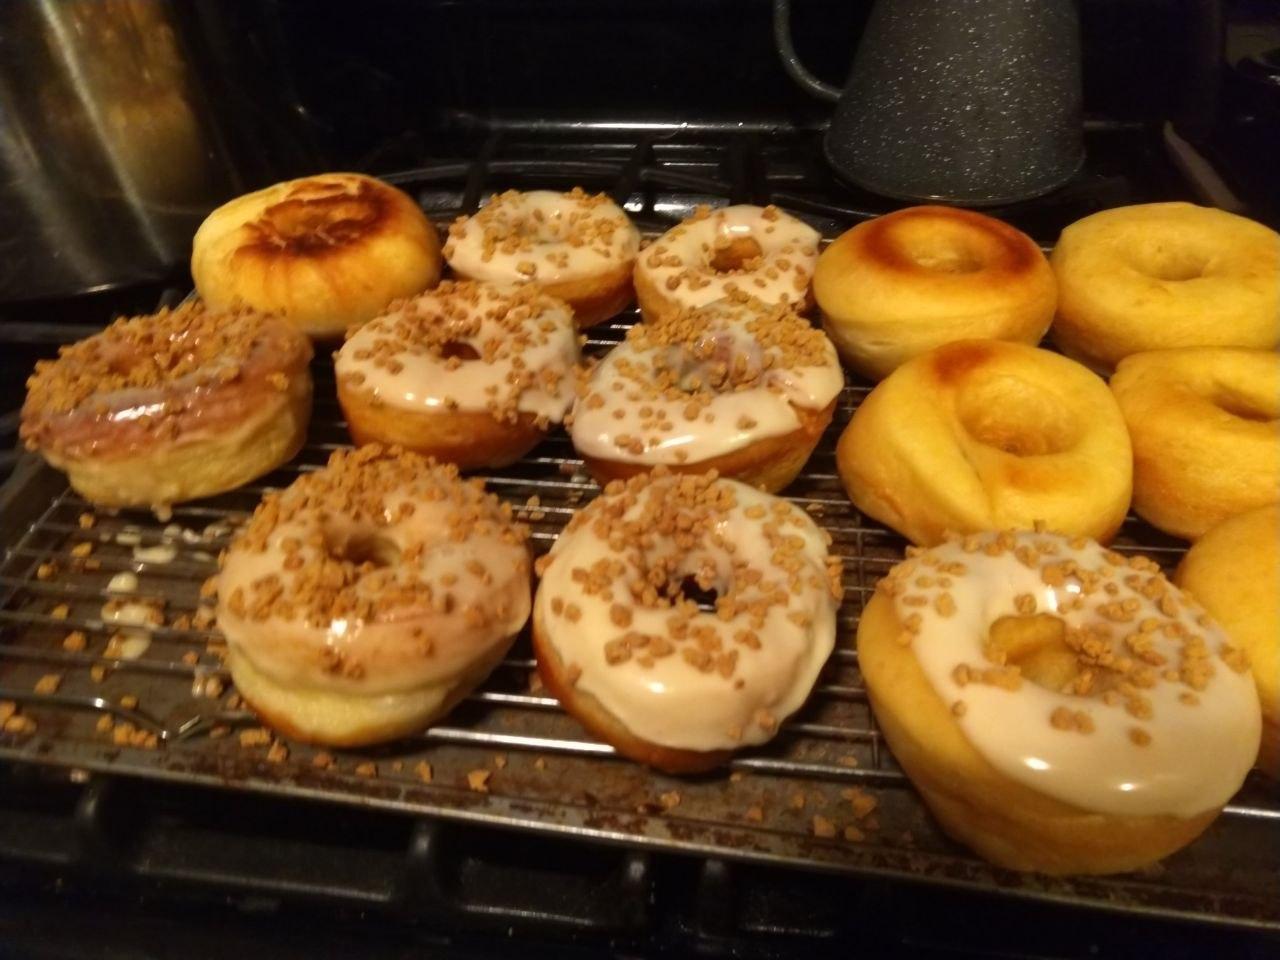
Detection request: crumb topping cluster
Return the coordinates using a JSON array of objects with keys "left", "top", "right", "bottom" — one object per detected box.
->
[
  {"left": 881, "top": 531, "right": 1250, "bottom": 745},
  {"left": 23, "top": 302, "right": 304, "bottom": 421},
  {"left": 222, "top": 445, "right": 529, "bottom": 633},
  {"left": 540, "top": 468, "right": 842, "bottom": 687},
  {"left": 445, "top": 188, "right": 631, "bottom": 276}
]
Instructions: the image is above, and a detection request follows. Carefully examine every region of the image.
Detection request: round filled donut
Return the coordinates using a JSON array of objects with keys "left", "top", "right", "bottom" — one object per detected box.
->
[
  {"left": 192, "top": 173, "right": 443, "bottom": 339},
  {"left": 633, "top": 204, "right": 820, "bottom": 321},
  {"left": 336, "top": 281, "right": 580, "bottom": 470},
  {"left": 1051, "top": 202, "right": 1280, "bottom": 372},
  {"left": 217, "top": 445, "right": 532, "bottom": 747},
  {"left": 1176, "top": 504, "right": 1280, "bottom": 778},
  {"left": 836, "top": 340, "right": 1131, "bottom": 546},
  {"left": 859, "top": 529, "right": 1260, "bottom": 875},
  {"left": 814, "top": 205, "right": 1056, "bottom": 381},
  {"left": 570, "top": 294, "right": 843, "bottom": 493},
  {"left": 1110, "top": 347, "right": 1279, "bottom": 540},
  {"left": 533, "top": 468, "right": 843, "bottom": 774},
  {"left": 20, "top": 301, "right": 313, "bottom": 510},
  {"left": 444, "top": 188, "right": 640, "bottom": 328}
]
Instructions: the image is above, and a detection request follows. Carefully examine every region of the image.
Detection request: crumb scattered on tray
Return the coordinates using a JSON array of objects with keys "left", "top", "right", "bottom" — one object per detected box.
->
[
  {"left": 266, "top": 741, "right": 289, "bottom": 764},
  {"left": 812, "top": 815, "right": 836, "bottom": 839},
  {"left": 659, "top": 791, "right": 681, "bottom": 810},
  {"left": 354, "top": 762, "right": 378, "bottom": 778},
  {"left": 745, "top": 805, "right": 764, "bottom": 823},
  {"left": 493, "top": 753, "right": 507, "bottom": 769},
  {"left": 843, "top": 824, "right": 866, "bottom": 843},
  {"left": 33, "top": 674, "right": 61, "bottom": 695},
  {"left": 415, "top": 761, "right": 433, "bottom": 783},
  {"left": 239, "top": 727, "right": 271, "bottom": 748},
  {"left": 312, "top": 751, "right": 335, "bottom": 769},
  {"left": 467, "top": 769, "right": 491, "bottom": 793},
  {"left": 62, "top": 631, "right": 87, "bottom": 652}
]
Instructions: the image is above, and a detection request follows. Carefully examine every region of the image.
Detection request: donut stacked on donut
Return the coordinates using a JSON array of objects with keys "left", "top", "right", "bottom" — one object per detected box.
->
[
  {"left": 859, "top": 530, "right": 1261, "bottom": 875},
  {"left": 634, "top": 204, "right": 820, "bottom": 321},
  {"left": 20, "top": 301, "right": 313, "bottom": 510},
  {"left": 814, "top": 206, "right": 1057, "bottom": 380},
  {"left": 217, "top": 445, "right": 532, "bottom": 747},
  {"left": 1109, "top": 347, "right": 1279, "bottom": 539},
  {"left": 570, "top": 293, "right": 843, "bottom": 492},
  {"left": 445, "top": 188, "right": 640, "bottom": 328},
  {"left": 837, "top": 340, "right": 1132, "bottom": 546},
  {"left": 336, "top": 281, "right": 580, "bottom": 469},
  {"left": 533, "top": 468, "right": 843, "bottom": 773},
  {"left": 1051, "top": 202, "right": 1280, "bottom": 372},
  {"left": 192, "top": 173, "right": 443, "bottom": 339}
]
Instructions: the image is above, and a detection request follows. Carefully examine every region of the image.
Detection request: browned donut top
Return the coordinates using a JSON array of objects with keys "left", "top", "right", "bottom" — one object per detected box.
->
[
  {"left": 234, "top": 175, "right": 400, "bottom": 260},
  {"left": 856, "top": 205, "right": 1041, "bottom": 278}
]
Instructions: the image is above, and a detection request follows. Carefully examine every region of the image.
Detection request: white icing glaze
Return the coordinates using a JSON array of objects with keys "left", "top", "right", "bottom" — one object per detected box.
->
[
  {"left": 535, "top": 473, "right": 841, "bottom": 751},
  {"left": 894, "top": 531, "right": 1260, "bottom": 818},
  {"left": 636, "top": 204, "right": 820, "bottom": 311},
  {"left": 571, "top": 297, "right": 843, "bottom": 465},
  {"left": 335, "top": 282, "right": 579, "bottom": 423},
  {"left": 445, "top": 189, "right": 640, "bottom": 285},
  {"left": 217, "top": 452, "right": 531, "bottom": 697}
]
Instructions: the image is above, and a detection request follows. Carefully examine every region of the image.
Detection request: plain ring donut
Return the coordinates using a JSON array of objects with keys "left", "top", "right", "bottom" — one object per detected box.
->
[
  {"left": 1051, "top": 202, "right": 1280, "bottom": 372},
  {"left": 814, "top": 205, "right": 1056, "bottom": 381},
  {"left": 858, "top": 530, "right": 1260, "bottom": 875},
  {"left": 192, "top": 173, "right": 443, "bottom": 340},
  {"left": 217, "top": 445, "right": 532, "bottom": 748},
  {"left": 532, "top": 468, "right": 843, "bottom": 774},
  {"left": 20, "top": 301, "right": 313, "bottom": 511},
  {"left": 1110, "top": 347, "right": 1280, "bottom": 539},
  {"left": 633, "top": 204, "right": 820, "bottom": 321},
  {"left": 836, "top": 340, "right": 1132, "bottom": 546},
  {"left": 444, "top": 188, "right": 641, "bottom": 328}
]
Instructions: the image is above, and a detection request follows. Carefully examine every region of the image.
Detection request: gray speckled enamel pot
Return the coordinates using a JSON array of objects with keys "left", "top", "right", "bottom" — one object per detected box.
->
[{"left": 776, "top": 0, "right": 1084, "bottom": 205}]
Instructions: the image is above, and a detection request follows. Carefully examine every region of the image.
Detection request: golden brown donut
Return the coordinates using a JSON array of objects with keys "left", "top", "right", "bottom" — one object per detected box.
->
[
  {"left": 569, "top": 295, "right": 843, "bottom": 494},
  {"left": 192, "top": 173, "right": 442, "bottom": 339},
  {"left": 1051, "top": 202, "right": 1280, "bottom": 372},
  {"left": 335, "top": 282, "right": 580, "bottom": 470},
  {"left": 20, "top": 302, "right": 312, "bottom": 510},
  {"left": 445, "top": 188, "right": 640, "bottom": 328},
  {"left": 533, "top": 469, "right": 842, "bottom": 774},
  {"left": 1176, "top": 504, "right": 1280, "bottom": 777},
  {"left": 814, "top": 206, "right": 1056, "bottom": 380},
  {"left": 217, "top": 445, "right": 532, "bottom": 747},
  {"left": 1110, "top": 348, "right": 1280, "bottom": 539},
  {"left": 836, "top": 340, "right": 1131, "bottom": 546},
  {"left": 859, "top": 530, "right": 1260, "bottom": 875}
]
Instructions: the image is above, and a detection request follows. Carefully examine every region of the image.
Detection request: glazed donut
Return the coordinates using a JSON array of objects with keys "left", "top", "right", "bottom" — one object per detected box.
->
[
  {"left": 633, "top": 204, "right": 819, "bottom": 321},
  {"left": 20, "top": 301, "right": 313, "bottom": 510},
  {"left": 570, "top": 294, "right": 843, "bottom": 493},
  {"left": 533, "top": 468, "right": 842, "bottom": 773},
  {"left": 217, "top": 445, "right": 531, "bottom": 747},
  {"left": 814, "top": 206, "right": 1056, "bottom": 381},
  {"left": 444, "top": 188, "right": 640, "bottom": 328},
  {"left": 192, "top": 173, "right": 443, "bottom": 339},
  {"left": 837, "top": 340, "right": 1131, "bottom": 546},
  {"left": 1176, "top": 504, "right": 1280, "bottom": 777},
  {"left": 859, "top": 530, "right": 1260, "bottom": 875},
  {"left": 336, "top": 282, "right": 579, "bottom": 470},
  {"left": 1110, "top": 348, "right": 1280, "bottom": 539},
  {"left": 1051, "top": 202, "right": 1280, "bottom": 372}
]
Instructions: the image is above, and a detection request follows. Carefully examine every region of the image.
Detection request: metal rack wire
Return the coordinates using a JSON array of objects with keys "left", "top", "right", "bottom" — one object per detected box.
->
[{"left": 1, "top": 135, "right": 1277, "bottom": 930}]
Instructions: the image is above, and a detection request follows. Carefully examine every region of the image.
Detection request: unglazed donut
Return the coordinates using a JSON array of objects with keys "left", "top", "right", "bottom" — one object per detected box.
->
[
  {"left": 1176, "top": 504, "right": 1280, "bottom": 777},
  {"left": 570, "top": 294, "right": 843, "bottom": 493},
  {"left": 336, "top": 282, "right": 579, "bottom": 470},
  {"left": 20, "top": 302, "right": 312, "bottom": 510},
  {"left": 192, "top": 173, "right": 442, "bottom": 339},
  {"left": 633, "top": 204, "right": 820, "bottom": 321},
  {"left": 217, "top": 445, "right": 531, "bottom": 747},
  {"left": 859, "top": 530, "right": 1260, "bottom": 875},
  {"left": 1051, "top": 202, "right": 1280, "bottom": 372},
  {"left": 533, "top": 469, "right": 842, "bottom": 773},
  {"left": 837, "top": 340, "right": 1131, "bottom": 546},
  {"left": 814, "top": 206, "right": 1056, "bottom": 381},
  {"left": 444, "top": 188, "right": 640, "bottom": 328},
  {"left": 1110, "top": 348, "right": 1280, "bottom": 539}
]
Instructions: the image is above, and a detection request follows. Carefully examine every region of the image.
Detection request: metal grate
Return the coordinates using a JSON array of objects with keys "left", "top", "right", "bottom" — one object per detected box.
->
[{"left": 1, "top": 136, "right": 1277, "bottom": 930}]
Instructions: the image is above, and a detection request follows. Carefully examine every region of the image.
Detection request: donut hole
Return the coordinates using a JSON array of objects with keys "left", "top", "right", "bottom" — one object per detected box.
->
[
  {"left": 905, "top": 240, "right": 984, "bottom": 274},
  {"left": 985, "top": 614, "right": 1081, "bottom": 692},
  {"left": 438, "top": 341, "right": 481, "bottom": 362},
  {"left": 259, "top": 193, "right": 380, "bottom": 250},
  {"left": 956, "top": 376, "right": 1082, "bottom": 456},
  {"left": 1213, "top": 388, "right": 1279, "bottom": 424},
  {"left": 709, "top": 236, "right": 765, "bottom": 274},
  {"left": 672, "top": 575, "right": 720, "bottom": 611},
  {"left": 323, "top": 526, "right": 401, "bottom": 568},
  {"left": 1126, "top": 245, "right": 1209, "bottom": 282}
]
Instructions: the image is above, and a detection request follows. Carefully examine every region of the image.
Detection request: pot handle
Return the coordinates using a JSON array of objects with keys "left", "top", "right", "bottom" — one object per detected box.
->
[{"left": 772, "top": 0, "right": 841, "bottom": 103}]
